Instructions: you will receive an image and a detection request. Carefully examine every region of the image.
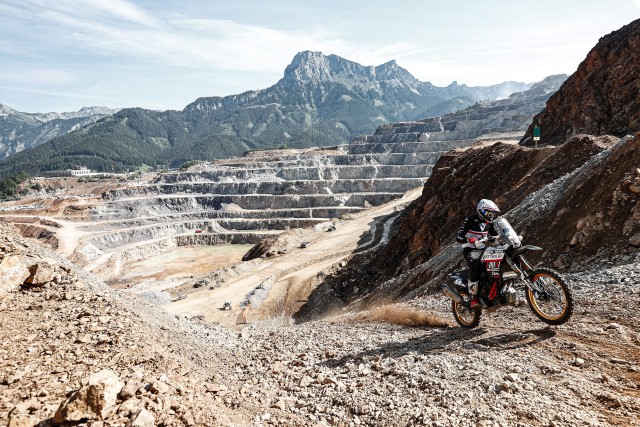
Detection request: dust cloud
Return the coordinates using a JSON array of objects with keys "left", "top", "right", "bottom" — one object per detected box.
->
[{"left": 356, "top": 304, "right": 451, "bottom": 327}]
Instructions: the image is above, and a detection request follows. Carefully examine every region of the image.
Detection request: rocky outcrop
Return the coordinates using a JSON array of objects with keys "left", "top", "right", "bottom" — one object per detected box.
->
[
  {"left": 521, "top": 19, "right": 640, "bottom": 145},
  {"left": 511, "top": 133, "right": 640, "bottom": 268},
  {"left": 242, "top": 228, "right": 312, "bottom": 261},
  {"left": 372, "top": 135, "right": 614, "bottom": 278},
  {"left": 0, "top": 255, "right": 29, "bottom": 298},
  {"left": 54, "top": 369, "right": 124, "bottom": 422}
]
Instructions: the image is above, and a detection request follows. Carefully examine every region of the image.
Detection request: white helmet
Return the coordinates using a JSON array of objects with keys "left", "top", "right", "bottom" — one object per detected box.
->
[{"left": 477, "top": 199, "right": 501, "bottom": 223}]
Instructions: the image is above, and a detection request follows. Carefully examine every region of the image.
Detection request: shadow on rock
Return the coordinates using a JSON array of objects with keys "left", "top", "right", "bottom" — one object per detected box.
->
[
  {"left": 321, "top": 327, "right": 488, "bottom": 368},
  {"left": 472, "top": 327, "right": 556, "bottom": 351},
  {"left": 321, "top": 326, "right": 556, "bottom": 368}
]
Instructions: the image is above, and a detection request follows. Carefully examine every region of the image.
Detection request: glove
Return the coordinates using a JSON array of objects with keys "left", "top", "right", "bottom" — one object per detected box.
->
[{"left": 468, "top": 237, "right": 483, "bottom": 249}]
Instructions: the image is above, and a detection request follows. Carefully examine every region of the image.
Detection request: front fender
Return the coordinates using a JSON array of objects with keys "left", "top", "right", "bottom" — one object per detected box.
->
[{"left": 513, "top": 245, "right": 542, "bottom": 257}]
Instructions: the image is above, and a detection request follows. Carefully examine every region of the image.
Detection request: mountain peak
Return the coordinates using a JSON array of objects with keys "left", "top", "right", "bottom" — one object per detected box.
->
[
  {"left": 374, "top": 59, "right": 416, "bottom": 82},
  {"left": 282, "top": 51, "right": 417, "bottom": 86},
  {"left": 283, "top": 51, "right": 333, "bottom": 83},
  {"left": 0, "top": 104, "right": 16, "bottom": 116},
  {"left": 376, "top": 59, "right": 398, "bottom": 69}
]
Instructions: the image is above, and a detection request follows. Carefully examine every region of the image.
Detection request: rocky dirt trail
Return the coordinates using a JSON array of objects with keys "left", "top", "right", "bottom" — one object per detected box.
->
[
  {"left": 1, "top": 211, "right": 639, "bottom": 427},
  {"left": 227, "top": 262, "right": 640, "bottom": 427}
]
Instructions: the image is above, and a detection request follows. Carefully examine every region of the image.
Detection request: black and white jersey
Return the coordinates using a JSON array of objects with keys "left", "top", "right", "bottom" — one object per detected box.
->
[{"left": 456, "top": 213, "right": 498, "bottom": 249}]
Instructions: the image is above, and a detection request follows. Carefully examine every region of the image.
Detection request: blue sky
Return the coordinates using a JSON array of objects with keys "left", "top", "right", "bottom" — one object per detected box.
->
[{"left": 1, "top": 0, "right": 639, "bottom": 113}]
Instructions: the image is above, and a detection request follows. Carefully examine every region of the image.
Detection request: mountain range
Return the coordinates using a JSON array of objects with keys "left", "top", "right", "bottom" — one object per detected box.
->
[
  {"left": 0, "top": 51, "right": 531, "bottom": 176},
  {"left": 0, "top": 105, "right": 119, "bottom": 159}
]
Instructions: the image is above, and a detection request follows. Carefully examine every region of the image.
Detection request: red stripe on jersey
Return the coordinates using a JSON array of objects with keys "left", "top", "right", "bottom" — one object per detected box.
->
[{"left": 465, "top": 231, "right": 488, "bottom": 238}]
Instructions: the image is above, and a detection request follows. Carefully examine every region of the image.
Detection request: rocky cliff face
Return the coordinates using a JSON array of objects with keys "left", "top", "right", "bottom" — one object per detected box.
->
[
  {"left": 282, "top": 52, "right": 416, "bottom": 86},
  {"left": 301, "top": 133, "right": 640, "bottom": 309},
  {"left": 521, "top": 19, "right": 640, "bottom": 146}
]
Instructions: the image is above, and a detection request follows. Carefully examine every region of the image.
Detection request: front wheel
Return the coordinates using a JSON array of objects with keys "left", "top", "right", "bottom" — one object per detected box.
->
[
  {"left": 452, "top": 292, "right": 482, "bottom": 328},
  {"left": 526, "top": 267, "right": 573, "bottom": 325}
]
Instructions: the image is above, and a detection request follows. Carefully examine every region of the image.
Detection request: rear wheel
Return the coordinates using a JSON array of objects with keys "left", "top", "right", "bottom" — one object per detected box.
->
[
  {"left": 452, "top": 292, "right": 481, "bottom": 328},
  {"left": 526, "top": 267, "right": 573, "bottom": 325}
]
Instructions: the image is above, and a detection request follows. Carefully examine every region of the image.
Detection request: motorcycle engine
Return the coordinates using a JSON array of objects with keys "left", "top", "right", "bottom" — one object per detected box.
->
[{"left": 499, "top": 280, "right": 518, "bottom": 305}]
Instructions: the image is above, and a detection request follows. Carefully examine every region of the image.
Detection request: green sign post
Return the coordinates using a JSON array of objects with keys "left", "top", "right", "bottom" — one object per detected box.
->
[{"left": 533, "top": 125, "right": 541, "bottom": 149}]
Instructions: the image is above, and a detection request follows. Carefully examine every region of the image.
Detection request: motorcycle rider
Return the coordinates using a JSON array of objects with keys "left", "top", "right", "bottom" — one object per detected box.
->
[{"left": 456, "top": 199, "right": 501, "bottom": 308}]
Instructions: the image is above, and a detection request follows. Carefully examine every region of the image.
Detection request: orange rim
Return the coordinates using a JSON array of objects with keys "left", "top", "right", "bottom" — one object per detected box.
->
[{"left": 528, "top": 273, "right": 568, "bottom": 321}]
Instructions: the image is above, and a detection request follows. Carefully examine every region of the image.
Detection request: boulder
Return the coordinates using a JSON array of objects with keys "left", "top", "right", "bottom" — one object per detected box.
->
[
  {"left": 149, "top": 379, "right": 170, "bottom": 395},
  {"left": 0, "top": 256, "right": 30, "bottom": 296},
  {"left": 25, "top": 259, "right": 57, "bottom": 286},
  {"left": 8, "top": 399, "right": 40, "bottom": 427},
  {"left": 54, "top": 369, "right": 124, "bottom": 422},
  {"left": 119, "top": 378, "right": 142, "bottom": 401},
  {"left": 126, "top": 408, "right": 155, "bottom": 427},
  {"left": 7, "top": 414, "right": 37, "bottom": 427},
  {"left": 629, "top": 233, "right": 640, "bottom": 247}
]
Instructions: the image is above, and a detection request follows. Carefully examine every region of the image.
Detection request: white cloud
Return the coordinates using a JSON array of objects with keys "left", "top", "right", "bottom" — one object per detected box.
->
[
  {"left": 9, "top": 0, "right": 155, "bottom": 26},
  {"left": 0, "top": 85, "right": 97, "bottom": 100},
  {"left": 2, "top": 1, "right": 352, "bottom": 75},
  {"left": 2, "top": 0, "right": 639, "bottom": 111},
  {"left": 1, "top": 0, "right": 598, "bottom": 88},
  {"left": 80, "top": 0, "right": 157, "bottom": 26},
  {"left": 0, "top": 67, "right": 77, "bottom": 86}
]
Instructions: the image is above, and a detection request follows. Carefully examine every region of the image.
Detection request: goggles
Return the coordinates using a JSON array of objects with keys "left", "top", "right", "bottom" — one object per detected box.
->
[{"left": 484, "top": 210, "right": 499, "bottom": 221}]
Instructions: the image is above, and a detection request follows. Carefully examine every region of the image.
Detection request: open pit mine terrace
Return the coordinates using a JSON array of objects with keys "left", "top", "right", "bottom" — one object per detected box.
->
[{"left": 75, "top": 135, "right": 482, "bottom": 277}]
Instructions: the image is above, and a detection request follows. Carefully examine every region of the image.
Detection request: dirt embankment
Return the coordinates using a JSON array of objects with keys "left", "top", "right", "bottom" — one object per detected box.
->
[
  {"left": 0, "top": 221, "right": 252, "bottom": 426},
  {"left": 512, "top": 133, "right": 640, "bottom": 267},
  {"left": 11, "top": 223, "right": 59, "bottom": 249}
]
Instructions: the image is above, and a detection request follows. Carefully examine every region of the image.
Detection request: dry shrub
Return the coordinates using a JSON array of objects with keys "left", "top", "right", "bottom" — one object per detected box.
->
[{"left": 357, "top": 304, "right": 451, "bottom": 327}]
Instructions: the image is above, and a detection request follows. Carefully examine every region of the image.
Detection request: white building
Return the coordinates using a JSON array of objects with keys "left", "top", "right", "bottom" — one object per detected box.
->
[{"left": 43, "top": 167, "right": 93, "bottom": 177}]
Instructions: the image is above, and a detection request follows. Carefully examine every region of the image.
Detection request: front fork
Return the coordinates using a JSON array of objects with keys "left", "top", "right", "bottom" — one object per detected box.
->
[{"left": 506, "top": 255, "right": 544, "bottom": 293}]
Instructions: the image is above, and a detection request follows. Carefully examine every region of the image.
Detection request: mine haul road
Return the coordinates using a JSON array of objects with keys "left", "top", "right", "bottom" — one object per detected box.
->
[{"left": 163, "top": 187, "right": 423, "bottom": 326}]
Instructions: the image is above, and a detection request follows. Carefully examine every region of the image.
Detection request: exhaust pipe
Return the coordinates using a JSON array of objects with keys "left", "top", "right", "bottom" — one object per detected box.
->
[{"left": 442, "top": 283, "right": 463, "bottom": 303}]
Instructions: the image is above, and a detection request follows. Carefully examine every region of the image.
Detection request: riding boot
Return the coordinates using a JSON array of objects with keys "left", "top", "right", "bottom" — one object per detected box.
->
[{"left": 468, "top": 281, "right": 480, "bottom": 308}]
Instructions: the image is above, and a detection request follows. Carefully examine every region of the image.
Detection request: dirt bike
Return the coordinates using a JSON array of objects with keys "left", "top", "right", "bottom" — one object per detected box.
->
[{"left": 443, "top": 217, "right": 573, "bottom": 328}]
